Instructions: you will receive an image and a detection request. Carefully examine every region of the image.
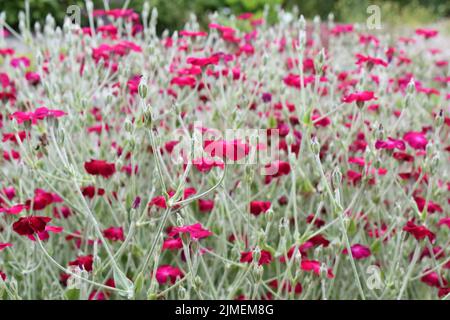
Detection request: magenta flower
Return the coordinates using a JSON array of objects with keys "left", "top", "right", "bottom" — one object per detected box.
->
[
  {"left": 168, "top": 223, "right": 212, "bottom": 240},
  {"left": 343, "top": 244, "right": 372, "bottom": 260},
  {"left": 403, "top": 131, "right": 428, "bottom": 150},
  {"left": 155, "top": 265, "right": 184, "bottom": 285},
  {"left": 375, "top": 137, "right": 406, "bottom": 151},
  {"left": 342, "top": 91, "right": 377, "bottom": 105}
]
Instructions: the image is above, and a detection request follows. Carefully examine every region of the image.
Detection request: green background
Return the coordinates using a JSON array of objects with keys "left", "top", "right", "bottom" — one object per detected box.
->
[{"left": 1, "top": 0, "right": 450, "bottom": 32}]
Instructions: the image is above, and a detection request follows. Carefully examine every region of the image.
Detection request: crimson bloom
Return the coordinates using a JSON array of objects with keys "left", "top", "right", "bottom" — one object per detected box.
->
[
  {"left": 84, "top": 159, "right": 116, "bottom": 178},
  {"left": 240, "top": 250, "right": 273, "bottom": 265},
  {"left": 403, "top": 221, "right": 435, "bottom": 242},
  {"left": 198, "top": 199, "right": 214, "bottom": 213},
  {"left": 437, "top": 218, "right": 450, "bottom": 229},
  {"left": 250, "top": 201, "right": 271, "bottom": 216},
  {"left": 0, "top": 243, "right": 12, "bottom": 251},
  {"left": 264, "top": 160, "right": 291, "bottom": 178},
  {"left": 415, "top": 28, "right": 438, "bottom": 39},
  {"left": 103, "top": 226, "right": 125, "bottom": 241},
  {"left": 168, "top": 223, "right": 212, "bottom": 240},
  {"left": 300, "top": 259, "right": 334, "bottom": 278},
  {"left": 10, "top": 107, "right": 66, "bottom": 125},
  {"left": 355, "top": 54, "right": 388, "bottom": 68},
  {"left": 375, "top": 137, "right": 406, "bottom": 151},
  {"left": 343, "top": 244, "right": 372, "bottom": 260},
  {"left": 204, "top": 139, "right": 250, "bottom": 162},
  {"left": 0, "top": 204, "right": 28, "bottom": 215},
  {"left": 26, "top": 189, "right": 63, "bottom": 210},
  {"left": 155, "top": 265, "right": 184, "bottom": 284},
  {"left": 68, "top": 255, "right": 94, "bottom": 272},
  {"left": 12, "top": 216, "right": 52, "bottom": 236},
  {"left": 342, "top": 91, "right": 377, "bottom": 106},
  {"left": 421, "top": 270, "right": 448, "bottom": 288},
  {"left": 162, "top": 237, "right": 183, "bottom": 251},
  {"left": 186, "top": 55, "right": 219, "bottom": 67},
  {"left": 192, "top": 157, "right": 224, "bottom": 173}
]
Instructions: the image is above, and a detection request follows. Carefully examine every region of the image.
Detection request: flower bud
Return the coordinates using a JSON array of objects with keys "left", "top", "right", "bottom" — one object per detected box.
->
[
  {"left": 311, "top": 137, "right": 320, "bottom": 155},
  {"left": 406, "top": 78, "right": 415, "bottom": 95},
  {"left": 332, "top": 167, "right": 342, "bottom": 188},
  {"left": 429, "top": 154, "right": 440, "bottom": 175},
  {"left": 143, "top": 105, "right": 153, "bottom": 128},
  {"left": 435, "top": 109, "right": 444, "bottom": 128},
  {"left": 138, "top": 76, "right": 148, "bottom": 99},
  {"left": 124, "top": 119, "right": 133, "bottom": 133},
  {"left": 299, "top": 15, "right": 306, "bottom": 30},
  {"left": 253, "top": 247, "right": 261, "bottom": 264},
  {"left": 253, "top": 265, "right": 264, "bottom": 282},
  {"left": 178, "top": 286, "right": 187, "bottom": 299}
]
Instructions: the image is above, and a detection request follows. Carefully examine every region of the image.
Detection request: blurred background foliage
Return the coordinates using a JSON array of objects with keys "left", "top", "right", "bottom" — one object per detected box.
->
[{"left": 1, "top": 0, "right": 449, "bottom": 32}]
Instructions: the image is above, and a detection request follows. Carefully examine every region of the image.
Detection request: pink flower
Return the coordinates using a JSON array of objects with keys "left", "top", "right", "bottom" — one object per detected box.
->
[
  {"left": 162, "top": 238, "right": 183, "bottom": 251},
  {"left": 331, "top": 24, "right": 354, "bottom": 36},
  {"left": 11, "top": 56, "right": 30, "bottom": 68},
  {"left": 69, "top": 255, "right": 94, "bottom": 272},
  {"left": 264, "top": 160, "right": 291, "bottom": 177},
  {"left": 10, "top": 107, "right": 66, "bottom": 125},
  {"left": 300, "top": 259, "right": 334, "bottom": 278},
  {"left": 155, "top": 265, "right": 184, "bottom": 284},
  {"left": 0, "top": 204, "right": 28, "bottom": 215},
  {"left": 343, "top": 244, "right": 371, "bottom": 260},
  {"left": 403, "top": 131, "right": 428, "bottom": 150},
  {"left": 84, "top": 159, "right": 116, "bottom": 178},
  {"left": 186, "top": 55, "right": 219, "bottom": 67},
  {"left": 192, "top": 157, "right": 224, "bottom": 173},
  {"left": 355, "top": 54, "right": 388, "bottom": 67},
  {"left": 375, "top": 137, "right": 406, "bottom": 151},
  {"left": 240, "top": 250, "right": 273, "bottom": 265},
  {"left": 170, "top": 76, "right": 196, "bottom": 88},
  {"left": 198, "top": 199, "right": 214, "bottom": 213},
  {"left": 415, "top": 28, "right": 438, "bottom": 39},
  {"left": 421, "top": 270, "right": 447, "bottom": 288},
  {"left": 342, "top": 91, "right": 376, "bottom": 105},
  {"left": 403, "top": 221, "right": 435, "bottom": 242},
  {"left": 437, "top": 218, "right": 450, "bottom": 229},
  {"left": 103, "top": 227, "right": 124, "bottom": 241},
  {"left": 168, "top": 223, "right": 212, "bottom": 240},
  {"left": 250, "top": 201, "right": 271, "bottom": 216},
  {"left": 12, "top": 216, "right": 52, "bottom": 236},
  {"left": 299, "top": 235, "right": 330, "bottom": 255},
  {"left": 204, "top": 139, "right": 250, "bottom": 162},
  {"left": 0, "top": 243, "right": 12, "bottom": 251},
  {"left": 179, "top": 30, "right": 208, "bottom": 37}
]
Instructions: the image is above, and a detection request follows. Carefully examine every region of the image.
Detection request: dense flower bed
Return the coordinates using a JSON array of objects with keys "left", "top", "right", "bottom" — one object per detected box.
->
[{"left": 0, "top": 6, "right": 449, "bottom": 300}]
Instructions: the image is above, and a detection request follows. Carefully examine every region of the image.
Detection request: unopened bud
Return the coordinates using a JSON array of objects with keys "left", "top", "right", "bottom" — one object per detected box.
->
[
  {"left": 143, "top": 105, "right": 153, "bottom": 127},
  {"left": 435, "top": 109, "right": 444, "bottom": 128},
  {"left": 138, "top": 76, "right": 148, "bottom": 99},
  {"left": 332, "top": 167, "right": 342, "bottom": 187},
  {"left": 311, "top": 137, "right": 320, "bottom": 155},
  {"left": 429, "top": 155, "right": 440, "bottom": 175},
  {"left": 406, "top": 78, "right": 415, "bottom": 94},
  {"left": 253, "top": 247, "right": 261, "bottom": 263}
]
